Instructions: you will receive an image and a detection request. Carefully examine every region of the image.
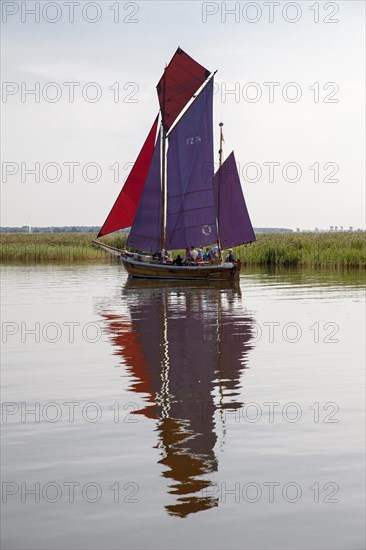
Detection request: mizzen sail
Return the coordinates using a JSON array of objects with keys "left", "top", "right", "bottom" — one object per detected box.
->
[
  {"left": 157, "top": 47, "right": 210, "bottom": 131},
  {"left": 212, "top": 151, "right": 256, "bottom": 247},
  {"left": 166, "top": 78, "right": 217, "bottom": 250},
  {"left": 98, "top": 116, "right": 159, "bottom": 237},
  {"left": 126, "top": 131, "right": 162, "bottom": 252}
]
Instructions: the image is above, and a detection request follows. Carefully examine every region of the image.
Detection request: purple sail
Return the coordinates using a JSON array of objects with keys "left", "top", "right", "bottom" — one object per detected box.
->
[
  {"left": 166, "top": 78, "right": 217, "bottom": 250},
  {"left": 127, "top": 131, "right": 162, "bottom": 252},
  {"left": 212, "top": 152, "right": 256, "bottom": 247}
]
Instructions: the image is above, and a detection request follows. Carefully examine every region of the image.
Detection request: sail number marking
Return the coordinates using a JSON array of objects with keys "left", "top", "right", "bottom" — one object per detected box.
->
[{"left": 187, "top": 136, "right": 202, "bottom": 145}]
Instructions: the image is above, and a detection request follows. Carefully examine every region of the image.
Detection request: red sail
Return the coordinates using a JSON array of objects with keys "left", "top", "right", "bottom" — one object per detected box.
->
[
  {"left": 156, "top": 47, "right": 210, "bottom": 131},
  {"left": 97, "top": 116, "right": 159, "bottom": 237}
]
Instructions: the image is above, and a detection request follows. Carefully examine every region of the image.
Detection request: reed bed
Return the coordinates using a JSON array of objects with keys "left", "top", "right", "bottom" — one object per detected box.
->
[
  {"left": 235, "top": 232, "right": 366, "bottom": 268},
  {"left": 0, "top": 233, "right": 127, "bottom": 263},
  {"left": 0, "top": 232, "right": 365, "bottom": 268}
]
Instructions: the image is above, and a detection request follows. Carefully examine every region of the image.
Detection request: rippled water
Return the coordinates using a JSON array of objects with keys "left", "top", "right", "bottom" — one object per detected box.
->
[{"left": 1, "top": 265, "right": 365, "bottom": 549}]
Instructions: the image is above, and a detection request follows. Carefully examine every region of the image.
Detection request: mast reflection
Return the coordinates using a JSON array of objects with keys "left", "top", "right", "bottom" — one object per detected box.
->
[{"left": 100, "top": 280, "right": 255, "bottom": 518}]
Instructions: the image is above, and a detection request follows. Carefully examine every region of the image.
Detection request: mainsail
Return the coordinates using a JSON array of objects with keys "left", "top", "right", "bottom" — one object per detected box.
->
[
  {"left": 157, "top": 47, "right": 210, "bottom": 131},
  {"left": 97, "top": 116, "right": 159, "bottom": 237},
  {"left": 166, "top": 78, "right": 217, "bottom": 250},
  {"left": 212, "top": 152, "right": 256, "bottom": 247},
  {"left": 126, "top": 131, "right": 162, "bottom": 252}
]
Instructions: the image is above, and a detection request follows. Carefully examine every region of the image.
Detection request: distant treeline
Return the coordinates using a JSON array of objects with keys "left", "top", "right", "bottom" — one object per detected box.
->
[
  {"left": 0, "top": 226, "right": 293, "bottom": 234},
  {"left": 0, "top": 226, "right": 129, "bottom": 234}
]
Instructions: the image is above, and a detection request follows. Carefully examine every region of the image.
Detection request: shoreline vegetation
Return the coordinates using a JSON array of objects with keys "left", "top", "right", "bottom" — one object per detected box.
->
[{"left": 0, "top": 232, "right": 365, "bottom": 268}]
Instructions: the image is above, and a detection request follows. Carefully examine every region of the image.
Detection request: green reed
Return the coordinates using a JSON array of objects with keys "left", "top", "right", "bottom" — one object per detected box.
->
[
  {"left": 1, "top": 232, "right": 365, "bottom": 268},
  {"left": 0, "top": 233, "right": 127, "bottom": 263},
  {"left": 234, "top": 232, "right": 366, "bottom": 268}
]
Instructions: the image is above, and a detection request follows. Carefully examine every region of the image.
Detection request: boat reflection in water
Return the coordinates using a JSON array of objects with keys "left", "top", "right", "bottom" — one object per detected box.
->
[{"left": 100, "top": 280, "right": 256, "bottom": 518}]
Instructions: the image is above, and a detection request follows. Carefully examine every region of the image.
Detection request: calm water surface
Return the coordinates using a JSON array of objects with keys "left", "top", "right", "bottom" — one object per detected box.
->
[{"left": 1, "top": 265, "right": 365, "bottom": 549}]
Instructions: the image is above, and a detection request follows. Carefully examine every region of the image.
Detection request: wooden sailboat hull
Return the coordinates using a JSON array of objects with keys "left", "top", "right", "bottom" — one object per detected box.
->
[
  {"left": 92, "top": 238, "right": 241, "bottom": 282},
  {"left": 121, "top": 257, "right": 240, "bottom": 281}
]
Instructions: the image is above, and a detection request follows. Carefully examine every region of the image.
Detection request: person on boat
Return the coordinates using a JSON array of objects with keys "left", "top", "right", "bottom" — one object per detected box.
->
[
  {"left": 173, "top": 254, "right": 183, "bottom": 266},
  {"left": 153, "top": 250, "right": 161, "bottom": 261},
  {"left": 203, "top": 248, "right": 211, "bottom": 261},
  {"left": 196, "top": 248, "right": 203, "bottom": 262},
  {"left": 190, "top": 246, "right": 198, "bottom": 262},
  {"left": 158, "top": 249, "right": 171, "bottom": 264},
  {"left": 225, "top": 248, "right": 235, "bottom": 262},
  {"left": 183, "top": 247, "right": 191, "bottom": 264},
  {"left": 210, "top": 246, "right": 220, "bottom": 261}
]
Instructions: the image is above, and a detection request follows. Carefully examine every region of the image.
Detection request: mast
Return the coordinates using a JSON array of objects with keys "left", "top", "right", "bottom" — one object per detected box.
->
[
  {"left": 160, "top": 65, "right": 167, "bottom": 252},
  {"left": 217, "top": 122, "right": 224, "bottom": 259},
  {"left": 161, "top": 126, "right": 167, "bottom": 252},
  {"left": 219, "top": 122, "right": 224, "bottom": 168}
]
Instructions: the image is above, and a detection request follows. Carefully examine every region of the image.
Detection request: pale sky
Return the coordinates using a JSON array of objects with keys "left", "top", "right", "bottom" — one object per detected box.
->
[{"left": 1, "top": 0, "right": 365, "bottom": 230}]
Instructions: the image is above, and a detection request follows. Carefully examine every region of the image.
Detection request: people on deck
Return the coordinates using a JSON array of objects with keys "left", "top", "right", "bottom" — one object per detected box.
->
[
  {"left": 181, "top": 246, "right": 208, "bottom": 265},
  {"left": 225, "top": 248, "right": 235, "bottom": 262},
  {"left": 190, "top": 246, "right": 198, "bottom": 261},
  {"left": 203, "top": 248, "right": 211, "bottom": 261},
  {"left": 152, "top": 247, "right": 232, "bottom": 266},
  {"left": 210, "top": 246, "right": 220, "bottom": 261},
  {"left": 184, "top": 247, "right": 191, "bottom": 263},
  {"left": 158, "top": 249, "right": 172, "bottom": 263}
]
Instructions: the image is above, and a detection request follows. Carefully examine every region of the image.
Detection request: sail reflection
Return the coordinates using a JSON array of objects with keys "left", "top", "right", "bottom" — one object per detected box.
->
[{"left": 100, "top": 281, "right": 255, "bottom": 517}]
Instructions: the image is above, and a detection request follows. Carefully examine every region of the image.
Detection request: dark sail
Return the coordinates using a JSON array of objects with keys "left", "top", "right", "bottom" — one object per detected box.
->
[
  {"left": 166, "top": 78, "right": 217, "bottom": 250},
  {"left": 212, "top": 151, "right": 256, "bottom": 247},
  {"left": 126, "top": 131, "right": 162, "bottom": 252},
  {"left": 98, "top": 116, "right": 158, "bottom": 238},
  {"left": 157, "top": 47, "right": 210, "bottom": 131}
]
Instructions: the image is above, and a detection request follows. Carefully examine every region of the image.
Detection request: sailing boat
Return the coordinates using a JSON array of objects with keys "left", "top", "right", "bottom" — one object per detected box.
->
[{"left": 95, "top": 48, "right": 255, "bottom": 281}]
